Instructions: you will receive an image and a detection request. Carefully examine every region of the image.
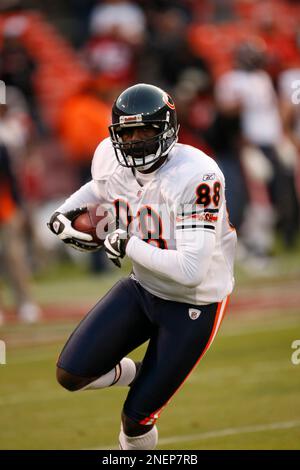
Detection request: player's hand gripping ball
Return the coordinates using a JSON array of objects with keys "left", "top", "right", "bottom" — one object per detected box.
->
[{"left": 48, "top": 204, "right": 113, "bottom": 252}]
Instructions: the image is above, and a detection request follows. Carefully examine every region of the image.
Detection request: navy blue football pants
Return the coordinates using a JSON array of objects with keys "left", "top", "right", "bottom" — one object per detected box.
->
[{"left": 57, "top": 277, "right": 228, "bottom": 424}]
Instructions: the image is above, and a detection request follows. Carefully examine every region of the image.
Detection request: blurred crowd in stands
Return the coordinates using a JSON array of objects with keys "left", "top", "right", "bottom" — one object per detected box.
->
[{"left": 0, "top": 0, "right": 300, "bottom": 322}]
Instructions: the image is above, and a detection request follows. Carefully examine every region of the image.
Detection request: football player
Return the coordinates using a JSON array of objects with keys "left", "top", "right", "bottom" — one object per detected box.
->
[{"left": 48, "top": 83, "right": 237, "bottom": 450}]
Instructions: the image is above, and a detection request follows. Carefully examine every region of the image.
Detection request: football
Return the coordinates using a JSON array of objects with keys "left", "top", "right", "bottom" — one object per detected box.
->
[{"left": 72, "top": 203, "right": 112, "bottom": 247}]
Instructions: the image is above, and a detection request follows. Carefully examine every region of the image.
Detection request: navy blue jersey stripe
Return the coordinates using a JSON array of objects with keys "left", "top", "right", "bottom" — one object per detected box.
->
[{"left": 176, "top": 224, "right": 216, "bottom": 230}]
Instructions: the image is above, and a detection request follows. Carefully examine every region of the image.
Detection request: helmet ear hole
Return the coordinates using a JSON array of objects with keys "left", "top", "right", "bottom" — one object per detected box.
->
[{"left": 165, "top": 128, "right": 174, "bottom": 138}]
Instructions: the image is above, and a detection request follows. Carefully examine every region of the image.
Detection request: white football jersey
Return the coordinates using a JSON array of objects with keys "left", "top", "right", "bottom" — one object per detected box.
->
[
  {"left": 92, "top": 141, "right": 237, "bottom": 305},
  {"left": 91, "top": 137, "right": 119, "bottom": 190}
]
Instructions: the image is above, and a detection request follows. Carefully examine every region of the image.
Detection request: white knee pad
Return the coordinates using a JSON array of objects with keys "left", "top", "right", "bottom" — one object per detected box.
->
[{"left": 119, "top": 425, "right": 158, "bottom": 450}]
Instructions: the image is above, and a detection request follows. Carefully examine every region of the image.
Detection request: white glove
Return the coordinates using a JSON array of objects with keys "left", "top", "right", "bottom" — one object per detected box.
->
[
  {"left": 47, "top": 209, "right": 100, "bottom": 252},
  {"left": 104, "top": 229, "right": 129, "bottom": 267}
]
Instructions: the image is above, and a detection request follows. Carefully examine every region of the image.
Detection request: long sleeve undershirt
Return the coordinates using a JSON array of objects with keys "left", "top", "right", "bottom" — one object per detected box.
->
[
  {"left": 126, "top": 229, "right": 216, "bottom": 288},
  {"left": 57, "top": 180, "right": 102, "bottom": 213}
]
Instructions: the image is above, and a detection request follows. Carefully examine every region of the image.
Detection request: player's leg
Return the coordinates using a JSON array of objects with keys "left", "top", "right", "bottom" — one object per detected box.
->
[
  {"left": 119, "top": 410, "right": 158, "bottom": 450},
  {"left": 120, "top": 293, "right": 229, "bottom": 449},
  {"left": 56, "top": 278, "right": 154, "bottom": 392},
  {"left": 56, "top": 357, "right": 140, "bottom": 391}
]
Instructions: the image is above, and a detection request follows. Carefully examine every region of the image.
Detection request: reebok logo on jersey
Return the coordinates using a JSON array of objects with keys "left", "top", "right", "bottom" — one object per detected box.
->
[
  {"left": 176, "top": 212, "right": 218, "bottom": 223},
  {"left": 203, "top": 173, "right": 216, "bottom": 181},
  {"left": 188, "top": 308, "right": 202, "bottom": 320}
]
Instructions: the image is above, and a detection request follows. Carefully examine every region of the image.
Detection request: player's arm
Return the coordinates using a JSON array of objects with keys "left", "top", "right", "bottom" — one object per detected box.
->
[
  {"left": 47, "top": 180, "right": 105, "bottom": 251},
  {"left": 127, "top": 228, "right": 215, "bottom": 287},
  {"left": 56, "top": 180, "right": 103, "bottom": 214},
  {"left": 48, "top": 139, "right": 116, "bottom": 251}
]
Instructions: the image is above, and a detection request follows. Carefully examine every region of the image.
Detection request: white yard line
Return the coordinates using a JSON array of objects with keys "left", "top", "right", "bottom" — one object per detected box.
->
[{"left": 93, "top": 420, "right": 300, "bottom": 450}]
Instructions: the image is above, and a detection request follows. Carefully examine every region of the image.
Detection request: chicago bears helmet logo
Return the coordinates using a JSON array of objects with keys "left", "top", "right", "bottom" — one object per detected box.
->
[{"left": 163, "top": 93, "right": 176, "bottom": 110}]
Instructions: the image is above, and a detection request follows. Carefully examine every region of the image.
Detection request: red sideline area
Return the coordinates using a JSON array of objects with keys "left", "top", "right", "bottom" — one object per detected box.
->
[{"left": 2, "top": 291, "right": 300, "bottom": 324}]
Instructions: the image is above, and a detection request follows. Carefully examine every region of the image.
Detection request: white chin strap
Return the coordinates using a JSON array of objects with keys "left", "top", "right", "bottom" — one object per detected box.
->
[
  {"left": 133, "top": 155, "right": 157, "bottom": 171},
  {"left": 126, "top": 142, "right": 162, "bottom": 168}
]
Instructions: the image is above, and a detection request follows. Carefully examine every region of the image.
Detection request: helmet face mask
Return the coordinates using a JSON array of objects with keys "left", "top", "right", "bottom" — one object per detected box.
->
[
  {"left": 109, "top": 84, "right": 179, "bottom": 168},
  {"left": 109, "top": 117, "right": 176, "bottom": 168}
]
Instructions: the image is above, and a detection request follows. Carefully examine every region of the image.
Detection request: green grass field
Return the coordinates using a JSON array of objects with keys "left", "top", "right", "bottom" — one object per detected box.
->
[{"left": 1, "top": 255, "right": 300, "bottom": 450}]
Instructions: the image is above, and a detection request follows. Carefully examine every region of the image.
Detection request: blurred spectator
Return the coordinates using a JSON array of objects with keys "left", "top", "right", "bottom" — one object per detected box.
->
[
  {"left": 278, "top": 66, "right": 300, "bottom": 153},
  {"left": 215, "top": 40, "right": 299, "bottom": 263},
  {"left": 141, "top": 6, "right": 208, "bottom": 88},
  {"left": 278, "top": 64, "right": 300, "bottom": 207},
  {"left": 83, "top": 30, "right": 138, "bottom": 87},
  {"left": 90, "top": 0, "right": 146, "bottom": 45},
  {"left": 0, "top": 139, "right": 41, "bottom": 324},
  {"left": 0, "top": 26, "right": 40, "bottom": 128},
  {"left": 58, "top": 81, "right": 111, "bottom": 185},
  {"left": 208, "top": 105, "right": 247, "bottom": 232},
  {"left": 0, "top": 86, "right": 32, "bottom": 160},
  {"left": 84, "top": 0, "right": 146, "bottom": 88},
  {"left": 57, "top": 82, "right": 112, "bottom": 273},
  {"left": 174, "top": 68, "right": 214, "bottom": 155}
]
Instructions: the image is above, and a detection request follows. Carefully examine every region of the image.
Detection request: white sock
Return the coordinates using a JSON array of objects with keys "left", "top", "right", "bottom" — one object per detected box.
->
[
  {"left": 119, "top": 425, "right": 158, "bottom": 450},
  {"left": 82, "top": 358, "right": 137, "bottom": 390}
]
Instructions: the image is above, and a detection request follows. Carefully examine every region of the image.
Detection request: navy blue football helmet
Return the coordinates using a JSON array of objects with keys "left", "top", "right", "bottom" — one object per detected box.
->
[{"left": 109, "top": 83, "right": 179, "bottom": 168}]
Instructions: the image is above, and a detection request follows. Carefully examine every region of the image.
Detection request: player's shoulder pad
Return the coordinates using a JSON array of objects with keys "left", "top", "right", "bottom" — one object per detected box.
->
[
  {"left": 160, "top": 144, "right": 224, "bottom": 202},
  {"left": 91, "top": 137, "right": 119, "bottom": 181}
]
